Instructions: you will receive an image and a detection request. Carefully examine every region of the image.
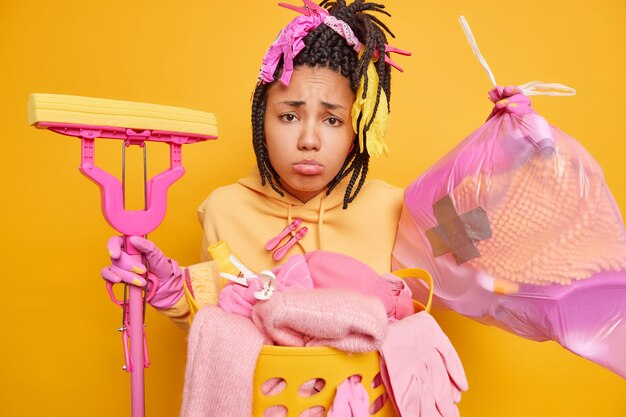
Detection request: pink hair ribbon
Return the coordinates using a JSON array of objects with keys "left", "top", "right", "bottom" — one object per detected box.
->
[
  {"left": 260, "top": 13, "right": 326, "bottom": 85},
  {"left": 260, "top": 0, "right": 410, "bottom": 85},
  {"left": 324, "top": 15, "right": 411, "bottom": 72}
]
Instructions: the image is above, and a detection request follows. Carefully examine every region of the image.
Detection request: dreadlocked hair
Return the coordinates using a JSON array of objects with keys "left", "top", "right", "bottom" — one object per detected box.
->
[{"left": 251, "top": 0, "right": 394, "bottom": 209}]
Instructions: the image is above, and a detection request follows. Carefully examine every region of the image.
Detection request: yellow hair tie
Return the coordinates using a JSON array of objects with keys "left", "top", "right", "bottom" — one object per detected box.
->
[{"left": 351, "top": 58, "right": 389, "bottom": 158}]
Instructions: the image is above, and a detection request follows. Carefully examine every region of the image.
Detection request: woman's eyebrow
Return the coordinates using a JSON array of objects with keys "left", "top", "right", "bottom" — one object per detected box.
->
[
  {"left": 277, "top": 100, "right": 346, "bottom": 110},
  {"left": 321, "top": 101, "right": 346, "bottom": 110},
  {"left": 279, "top": 100, "right": 306, "bottom": 107}
]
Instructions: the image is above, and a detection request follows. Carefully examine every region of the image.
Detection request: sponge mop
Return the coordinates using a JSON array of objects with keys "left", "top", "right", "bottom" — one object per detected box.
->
[
  {"left": 29, "top": 93, "right": 217, "bottom": 137},
  {"left": 29, "top": 92, "right": 218, "bottom": 417}
]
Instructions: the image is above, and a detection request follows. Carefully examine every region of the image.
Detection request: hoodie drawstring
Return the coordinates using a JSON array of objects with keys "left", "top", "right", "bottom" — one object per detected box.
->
[
  {"left": 287, "top": 203, "right": 293, "bottom": 225},
  {"left": 318, "top": 197, "right": 325, "bottom": 250}
]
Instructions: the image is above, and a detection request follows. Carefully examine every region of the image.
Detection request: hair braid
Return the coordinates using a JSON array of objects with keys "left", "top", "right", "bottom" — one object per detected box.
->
[
  {"left": 341, "top": 151, "right": 369, "bottom": 208},
  {"left": 251, "top": 83, "right": 284, "bottom": 196}
]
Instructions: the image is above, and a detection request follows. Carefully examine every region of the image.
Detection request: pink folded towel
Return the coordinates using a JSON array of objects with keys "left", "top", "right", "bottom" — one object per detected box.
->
[
  {"left": 304, "top": 251, "right": 414, "bottom": 320},
  {"left": 252, "top": 288, "right": 388, "bottom": 352}
]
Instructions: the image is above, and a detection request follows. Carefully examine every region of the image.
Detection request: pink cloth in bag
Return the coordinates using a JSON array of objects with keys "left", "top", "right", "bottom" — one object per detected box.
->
[{"left": 393, "top": 85, "right": 626, "bottom": 378}]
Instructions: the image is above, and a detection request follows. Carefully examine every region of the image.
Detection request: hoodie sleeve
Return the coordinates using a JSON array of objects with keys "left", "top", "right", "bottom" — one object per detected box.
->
[
  {"left": 159, "top": 260, "right": 223, "bottom": 329},
  {"left": 198, "top": 194, "right": 220, "bottom": 262}
]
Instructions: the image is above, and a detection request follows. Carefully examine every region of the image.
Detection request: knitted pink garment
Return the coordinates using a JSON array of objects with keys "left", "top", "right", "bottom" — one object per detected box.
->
[
  {"left": 181, "top": 306, "right": 265, "bottom": 417},
  {"left": 251, "top": 288, "right": 388, "bottom": 352}
]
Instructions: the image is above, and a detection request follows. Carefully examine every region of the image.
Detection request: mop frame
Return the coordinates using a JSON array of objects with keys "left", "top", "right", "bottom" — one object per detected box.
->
[{"left": 35, "top": 121, "right": 216, "bottom": 417}]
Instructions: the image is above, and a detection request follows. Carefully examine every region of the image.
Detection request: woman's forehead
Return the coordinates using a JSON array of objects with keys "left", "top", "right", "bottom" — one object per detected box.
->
[{"left": 267, "top": 66, "right": 354, "bottom": 104}]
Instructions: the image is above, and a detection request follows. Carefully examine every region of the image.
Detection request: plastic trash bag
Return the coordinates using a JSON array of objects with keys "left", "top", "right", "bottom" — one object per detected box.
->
[{"left": 393, "top": 84, "right": 626, "bottom": 378}]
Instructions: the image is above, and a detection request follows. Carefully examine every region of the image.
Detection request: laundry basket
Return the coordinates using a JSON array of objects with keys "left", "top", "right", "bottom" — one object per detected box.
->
[{"left": 251, "top": 268, "right": 433, "bottom": 417}]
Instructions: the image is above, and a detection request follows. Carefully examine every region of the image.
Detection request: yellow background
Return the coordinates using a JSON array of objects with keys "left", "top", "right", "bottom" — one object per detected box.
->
[{"left": 1, "top": 0, "right": 624, "bottom": 416}]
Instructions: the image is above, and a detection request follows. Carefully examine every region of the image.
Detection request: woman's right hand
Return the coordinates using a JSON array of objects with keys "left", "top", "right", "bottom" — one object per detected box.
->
[{"left": 101, "top": 236, "right": 149, "bottom": 287}]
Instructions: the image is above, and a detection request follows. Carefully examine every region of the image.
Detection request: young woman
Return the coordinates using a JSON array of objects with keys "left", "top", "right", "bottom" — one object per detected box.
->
[{"left": 102, "top": 0, "right": 408, "bottom": 326}]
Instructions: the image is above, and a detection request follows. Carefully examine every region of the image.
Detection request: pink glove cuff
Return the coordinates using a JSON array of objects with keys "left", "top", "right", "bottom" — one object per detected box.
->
[
  {"left": 147, "top": 260, "right": 185, "bottom": 310},
  {"left": 381, "top": 273, "right": 415, "bottom": 321}
]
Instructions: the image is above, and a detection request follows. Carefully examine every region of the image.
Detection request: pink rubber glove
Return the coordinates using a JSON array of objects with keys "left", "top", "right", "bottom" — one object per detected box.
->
[
  {"left": 379, "top": 312, "right": 468, "bottom": 417},
  {"left": 327, "top": 375, "right": 370, "bottom": 417},
  {"left": 101, "top": 236, "right": 185, "bottom": 310}
]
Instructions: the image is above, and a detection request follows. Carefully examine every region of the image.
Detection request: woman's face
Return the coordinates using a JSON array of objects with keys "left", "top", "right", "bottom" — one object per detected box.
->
[{"left": 264, "top": 66, "right": 356, "bottom": 203}]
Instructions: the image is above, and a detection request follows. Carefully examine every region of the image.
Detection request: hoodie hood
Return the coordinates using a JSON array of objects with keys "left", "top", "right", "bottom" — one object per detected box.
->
[
  {"left": 198, "top": 167, "right": 403, "bottom": 273},
  {"left": 237, "top": 168, "right": 352, "bottom": 254},
  {"left": 237, "top": 167, "right": 350, "bottom": 210}
]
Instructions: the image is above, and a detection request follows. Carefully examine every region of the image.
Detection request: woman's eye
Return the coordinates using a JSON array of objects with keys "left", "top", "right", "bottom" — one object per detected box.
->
[
  {"left": 280, "top": 113, "right": 296, "bottom": 122},
  {"left": 327, "top": 117, "right": 342, "bottom": 126}
]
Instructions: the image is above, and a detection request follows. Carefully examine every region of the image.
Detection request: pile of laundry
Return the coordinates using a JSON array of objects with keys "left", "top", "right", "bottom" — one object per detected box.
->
[{"left": 181, "top": 250, "right": 468, "bottom": 417}]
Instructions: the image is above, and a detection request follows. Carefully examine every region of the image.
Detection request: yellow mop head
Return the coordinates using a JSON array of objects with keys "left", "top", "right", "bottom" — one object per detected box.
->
[{"left": 28, "top": 93, "right": 217, "bottom": 137}]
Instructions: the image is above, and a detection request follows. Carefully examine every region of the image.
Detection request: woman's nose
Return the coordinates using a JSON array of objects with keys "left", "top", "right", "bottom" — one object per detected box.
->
[{"left": 297, "top": 122, "right": 320, "bottom": 151}]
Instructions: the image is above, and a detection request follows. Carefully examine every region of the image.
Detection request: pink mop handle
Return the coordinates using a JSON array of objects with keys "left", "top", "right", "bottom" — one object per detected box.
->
[
  {"left": 78, "top": 132, "right": 180, "bottom": 417},
  {"left": 124, "top": 237, "right": 147, "bottom": 417}
]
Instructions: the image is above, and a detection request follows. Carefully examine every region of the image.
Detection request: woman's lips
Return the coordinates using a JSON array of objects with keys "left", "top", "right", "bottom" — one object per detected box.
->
[{"left": 292, "top": 160, "right": 324, "bottom": 175}]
